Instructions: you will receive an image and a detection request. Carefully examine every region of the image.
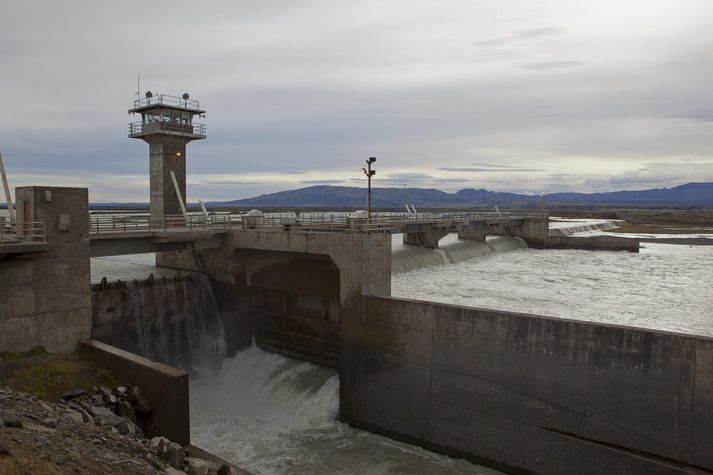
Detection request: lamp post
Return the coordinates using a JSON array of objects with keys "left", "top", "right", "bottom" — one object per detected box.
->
[{"left": 361, "top": 157, "right": 376, "bottom": 219}]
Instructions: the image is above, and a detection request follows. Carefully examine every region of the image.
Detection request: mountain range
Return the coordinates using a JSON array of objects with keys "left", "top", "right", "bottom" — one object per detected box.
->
[{"left": 208, "top": 182, "right": 713, "bottom": 208}]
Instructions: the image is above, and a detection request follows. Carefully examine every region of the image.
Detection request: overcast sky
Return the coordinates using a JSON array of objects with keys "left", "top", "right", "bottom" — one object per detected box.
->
[{"left": 2, "top": 0, "right": 713, "bottom": 202}]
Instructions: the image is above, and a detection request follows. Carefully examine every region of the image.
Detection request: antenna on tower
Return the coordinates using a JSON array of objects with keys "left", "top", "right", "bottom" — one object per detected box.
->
[{"left": 136, "top": 75, "right": 140, "bottom": 100}]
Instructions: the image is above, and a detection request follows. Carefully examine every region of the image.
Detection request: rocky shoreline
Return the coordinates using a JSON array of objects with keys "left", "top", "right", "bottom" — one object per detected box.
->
[{"left": 0, "top": 386, "right": 238, "bottom": 474}]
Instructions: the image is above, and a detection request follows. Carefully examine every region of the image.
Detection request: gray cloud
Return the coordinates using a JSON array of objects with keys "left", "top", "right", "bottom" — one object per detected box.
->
[
  {"left": 1, "top": 1, "right": 713, "bottom": 201},
  {"left": 522, "top": 60, "right": 584, "bottom": 71},
  {"left": 301, "top": 179, "right": 346, "bottom": 184},
  {"left": 476, "top": 26, "right": 563, "bottom": 47},
  {"left": 439, "top": 167, "right": 543, "bottom": 172}
]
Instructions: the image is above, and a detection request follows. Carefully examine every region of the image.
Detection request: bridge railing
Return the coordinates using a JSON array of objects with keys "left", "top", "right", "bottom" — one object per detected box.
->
[
  {"left": 87, "top": 211, "right": 548, "bottom": 235},
  {"left": 89, "top": 214, "right": 233, "bottom": 234},
  {"left": 0, "top": 220, "right": 46, "bottom": 245}
]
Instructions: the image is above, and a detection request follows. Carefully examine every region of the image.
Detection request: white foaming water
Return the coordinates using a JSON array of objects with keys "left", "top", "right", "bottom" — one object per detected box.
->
[
  {"left": 191, "top": 346, "right": 500, "bottom": 475},
  {"left": 393, "top": 242, "right": 713, "bottom": 337},
  {"left": 392, "top": 234, "right": 526, "bottom": 274}
]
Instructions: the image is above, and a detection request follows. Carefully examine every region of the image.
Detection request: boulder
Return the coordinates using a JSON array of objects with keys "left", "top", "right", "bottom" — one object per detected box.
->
[
  {"left": 59, "top": 410, "right": 83, "bottom": 424},
  {"left": 162, "top": 441, "right": 185, "bottom": 470},
  {"left": 128, "top": 386, "right": 152, "bottom": 415},
  {"left": 42, "top": 417, "right": 57, "bottom": 428},
  {"left": 185, "top": 457, "right": 209, "bottom": 475},
  {"left": 92, "top": 407, "right": 123, "bottom": 427},
  {"left": 0, "top": 409, "right": 22, "bottom": 428},
  {"left": 150, "top": 436, "right": 169, "bottom": 450},
  {"left": 60, "top": 389, "right": 86, "bottom": 401},
  {"left": 217, "top": 464, "right": 240, "bottom": 475},
  {"left": 116, "top": 399, "right": 138, "bottom": 425}
]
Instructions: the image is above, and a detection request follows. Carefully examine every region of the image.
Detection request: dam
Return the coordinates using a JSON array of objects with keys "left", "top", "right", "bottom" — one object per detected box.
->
[{"left": 1, "top": 92, "right": 711, "bottom": 475}]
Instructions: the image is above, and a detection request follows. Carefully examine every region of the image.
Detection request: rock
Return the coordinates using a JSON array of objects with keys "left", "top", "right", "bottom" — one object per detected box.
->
[
  {"left": 116, "top": 417, "right": 143, "bottom": 438},
  {"left": 0, "top": 442, "right": 11, "bottom": 456},
  {"left": 162, "top": 441, "right": 185, "bottom": 470},
  {"left": 34, "top": 436, "right": 50, "bottom": 448},
  {"left": 59, "top": 410, "right": 83, "bottom": 424},
  {"left": 150, "top": 436, "right": 169, "bottom": 450},
  {"left": 116, "top": 399, "right": 138, "bottom": 425},
  {"left": 78, "top": 409, "right": 93, "bottom": 423},
  {"left": 42, "top": 417, "right": 57, "bottom": 428},
  {"left": 99, "top": 386, "right": 112, "bottom": 400},
  {"left": 0, "top": 409, "right": 22, "bottom": 428},
  {"left": 217, "top": 464, "right": 239, "bottom": 475},
  {"left": 164, "top": 469, "right": 187, "bottom": 475},
  {"left": 185, "top": 457, "right": 209, "bottom": 475},
  {"left": 92, "top": 407, "right": 123, "bottom": 427},
  {"left": 128, "top": 386, "right": 152, "bottom": 415},
  {"left": 116, "top": 386, "right": 129, "bottom": 398},
  {"left": 92, "top": 438, "right": 102, "bottom": 445},
  {"left": 91, "top": 394, "right": 105, "bottom": 406},
  {"left": 60, "top": 388, "right": 86, "bottom": 401}
]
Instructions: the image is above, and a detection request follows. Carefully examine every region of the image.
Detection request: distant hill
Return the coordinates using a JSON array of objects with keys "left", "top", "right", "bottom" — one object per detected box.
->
[{"left": 209, "top": 182, "right": 713, "bottom": 208}]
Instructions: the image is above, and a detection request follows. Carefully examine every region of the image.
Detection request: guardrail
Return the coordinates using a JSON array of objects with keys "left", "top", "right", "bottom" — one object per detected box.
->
[
  {"left": 90, "top": 214, "right": 232, "bottom": 234},
  {"left": 132, "top": 94, "right": 201, "bottom": 111},
  {"left": 88, "top": 211, "right": 547, "bottom": 236},
  {"left": 0, "top": 220, "right": 46, "bottom": 245},
  {"left": 128, "top": 121, "right": 206, "bottom": 137}
]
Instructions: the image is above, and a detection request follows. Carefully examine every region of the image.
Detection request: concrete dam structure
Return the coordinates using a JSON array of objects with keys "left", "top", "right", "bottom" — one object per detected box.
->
[
  {"left": 3, "top": 185, "right": 708, "bottom": 474},
  {"left": 4, "top": 94, "right": 707, "bottom": 474}
]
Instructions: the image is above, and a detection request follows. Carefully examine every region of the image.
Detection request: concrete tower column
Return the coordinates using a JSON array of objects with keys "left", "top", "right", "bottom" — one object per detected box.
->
[{"left": 148, "top": 139, "right": 188, "bottom": 220}]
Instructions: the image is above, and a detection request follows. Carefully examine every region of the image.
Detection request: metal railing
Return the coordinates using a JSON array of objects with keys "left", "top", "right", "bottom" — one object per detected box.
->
[
  {"left": 90, "top": 214, "right": 232, "bottom": 234},
  {"left": 132, "top": 94, "right": 201, "bottom": 111},
  {"left": 88, "top": 211, "right": 547, "bottom": 237},
  {"left": 0, "top": 220, "right": 46, "bottom": 245},
  {"left": 128, "top": 121, "right": 206, "bottom": 137}
]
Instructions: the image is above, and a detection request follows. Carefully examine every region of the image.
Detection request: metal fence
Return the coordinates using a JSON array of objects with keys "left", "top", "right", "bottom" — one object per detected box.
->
[
  {"left": 88, "top": 211, "right": 547, "bottom": 236},
  {"left": 132, "top": 94, "right": 202, "bottom": 111},
  {"left": 0, "top": 220, "right": 46, "bottom": 245},
  {"left": 90, "top": 214, "right": 232, "bottom": 234},
  {"left": 128, "top": 121, "right": 206, "bottom": 137}
]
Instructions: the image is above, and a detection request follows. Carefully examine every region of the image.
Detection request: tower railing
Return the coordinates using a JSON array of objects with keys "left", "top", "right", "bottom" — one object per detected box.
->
[
  {"left": 132, "top": 94, "right": 201, "bottom": 111},
  {"left": 128, "top": 121, "right": 206, "bottom": 138}
]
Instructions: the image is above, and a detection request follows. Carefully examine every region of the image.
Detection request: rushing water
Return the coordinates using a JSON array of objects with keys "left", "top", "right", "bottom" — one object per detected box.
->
[
  {"left": 392, "top": 240, "right": 713, "bottom": 337},
  {"left": 191, "top": 346, "right": 500, "bottom": 475}
]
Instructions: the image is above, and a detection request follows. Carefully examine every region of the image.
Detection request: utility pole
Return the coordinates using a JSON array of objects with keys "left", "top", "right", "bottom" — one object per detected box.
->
[{"left": 361, "top": 157, "right": 376, "bottom": 218}]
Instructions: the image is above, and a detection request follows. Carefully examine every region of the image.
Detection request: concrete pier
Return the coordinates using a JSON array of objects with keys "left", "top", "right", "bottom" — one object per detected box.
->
[{"left": 0, "top": 187, "right": 91, "bottom": 353}]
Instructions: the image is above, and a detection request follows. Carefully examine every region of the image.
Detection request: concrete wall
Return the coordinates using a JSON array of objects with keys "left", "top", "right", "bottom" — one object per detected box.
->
[
  {"left": 0, "top": 186, "right": 92, "bottom": 353},
  {"left": 340, "top": 295, "right": 713, "bottom": 474},
  {"left": 91, "top": 274, "right": 226, "bottom": 371},
  {"left": 548, "top": 235, "right": 640, "bottom": 252},
  {"left": 81, "top": 339, "right": 190, "bottom": 445}
]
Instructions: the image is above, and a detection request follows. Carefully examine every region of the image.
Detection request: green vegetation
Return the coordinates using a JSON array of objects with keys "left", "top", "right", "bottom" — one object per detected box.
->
[
  {"left": 0, "top": 346, "right": 48, "bottom": 360},
  {"left": 0, "top": 350, "right": 120, "bottom": 401}
]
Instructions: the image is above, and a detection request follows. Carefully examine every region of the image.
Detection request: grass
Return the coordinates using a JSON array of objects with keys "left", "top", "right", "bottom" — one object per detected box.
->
[{"left": 0, "top": 348, "right": 120, "bottom": 401}]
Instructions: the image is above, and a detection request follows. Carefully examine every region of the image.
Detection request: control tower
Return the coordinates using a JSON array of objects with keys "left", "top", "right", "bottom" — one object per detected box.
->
[{"left": 128, "top": 92, "right": 206, "bottom": 220}]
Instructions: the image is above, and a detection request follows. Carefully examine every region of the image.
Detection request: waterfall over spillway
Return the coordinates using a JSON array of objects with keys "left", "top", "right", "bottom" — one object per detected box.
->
[
  {"left": 191, "top": 346, "right": 498, "bottom": 475},
  {"left": 91, "top": 273, "right": 226, "bottom": 374},
  {"left": 392, "top": 234, "right": 528, "bottom": 274}
]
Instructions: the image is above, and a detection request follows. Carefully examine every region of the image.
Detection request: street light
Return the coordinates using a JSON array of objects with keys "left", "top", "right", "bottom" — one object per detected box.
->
[{"left": 361, "top": 157, "right": 376, "bottom": 219}]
